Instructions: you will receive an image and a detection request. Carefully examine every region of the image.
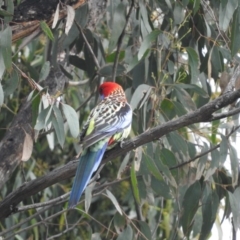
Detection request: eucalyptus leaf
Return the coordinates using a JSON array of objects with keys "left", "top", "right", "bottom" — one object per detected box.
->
[
  {"left": 116, "top": 225, "right": 133, "bottom": 240},
  {"left": 180, "top": 181, "right": 201, "bottom": 236},
  {"left": 52, "top": 105, "right": 65, "bottom": 147},
  {"left": 3, "top": 69, "right": 18, "bottom": 96},
  {"left": 62, "top": 103, "right": 79, "bottom": 138},
  {"left": 130, "top": 84, "right": 152, "bottom": 110},
  {"left": 186, "top": 47, "right": 199, "bottom": 84},
  {"left": 138, "top": 30, "right": 161, "bottom": 60},
  {"left": 40, "top": 21, "right": 54, "bottom": 41},
  {"left": 106, "top": 190, "right": 122, "bottom": 215},
  {"left": 0, "top": 83, "right": 4, "bottom": 106},
  {"left": 130, "top": 162, "right": 140, "bottom": 204}
]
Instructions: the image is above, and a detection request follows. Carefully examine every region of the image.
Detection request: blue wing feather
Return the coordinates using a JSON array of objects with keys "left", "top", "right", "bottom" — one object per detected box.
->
[{"left": 68, "top": 142, "right": 108, "bottom": 209}]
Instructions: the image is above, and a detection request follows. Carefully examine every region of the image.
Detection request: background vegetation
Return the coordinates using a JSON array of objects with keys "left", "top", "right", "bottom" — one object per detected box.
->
[{"left": 0, "top": 0, "right": 240, "bottom": 239}]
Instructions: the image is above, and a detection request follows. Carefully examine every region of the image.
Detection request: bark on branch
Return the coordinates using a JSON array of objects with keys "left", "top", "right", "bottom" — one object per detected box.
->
[{"left": 1, "top": 87, "right": 240, "bottom": 219}]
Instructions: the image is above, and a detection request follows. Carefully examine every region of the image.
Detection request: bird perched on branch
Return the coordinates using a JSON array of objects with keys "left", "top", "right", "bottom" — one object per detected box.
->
[{"left": 68, "top": 82, "right": 132, "bottom": 209}]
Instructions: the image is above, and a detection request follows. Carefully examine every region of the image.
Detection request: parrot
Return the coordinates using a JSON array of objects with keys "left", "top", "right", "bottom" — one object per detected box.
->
[{"left": 68, "top": 82, "right": 132, "bottom": 209}]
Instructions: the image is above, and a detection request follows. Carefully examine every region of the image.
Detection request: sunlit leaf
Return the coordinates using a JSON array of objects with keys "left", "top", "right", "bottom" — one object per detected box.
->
[
  {"left": 21, "top": 132, "right": 33, "bottom": 162},
  {"left": 229, "top": 143, "right": 239, "bottom": 187},
  {"left": 65, "top": 5, "right": 75, "bottom": 35},
  {"left": 106, "top": 189, "right": 122, "bottom": 215},
  {"left": 0, "top": 83, "right": 4, "bottom": 106},
  {"left": 52, "top": 3, "right": 60, "bottom": 29},
  {"left": 40, "top": 21, "right": 54, "bottom": 41},
  {"left": 61, "top": 103, "right": 79, "bottom": 138}
]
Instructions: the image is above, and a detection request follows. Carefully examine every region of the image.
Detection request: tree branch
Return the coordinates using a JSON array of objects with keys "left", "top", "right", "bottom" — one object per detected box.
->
[{"left": 1, "top": 87, "right": 240, "bottom": 219}]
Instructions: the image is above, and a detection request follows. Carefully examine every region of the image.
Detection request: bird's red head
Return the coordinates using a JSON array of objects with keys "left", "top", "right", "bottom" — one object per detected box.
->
[{"left": 99, "top": 82, "right": 123, "bottom": 98}]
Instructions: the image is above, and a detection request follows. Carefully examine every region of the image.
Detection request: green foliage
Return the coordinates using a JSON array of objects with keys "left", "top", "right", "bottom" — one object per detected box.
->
[{"left": 1, "top": 0, "right": 240, "bottom": 239}]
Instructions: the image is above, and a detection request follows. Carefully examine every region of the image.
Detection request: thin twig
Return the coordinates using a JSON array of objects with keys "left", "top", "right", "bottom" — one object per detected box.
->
[
  {"left": 112, "top": 0, "right": 135, "bottom": 81},
  {"left": 17, "top": 193, "right": 69, "bottom": 212},
  {"left": 74, "top": 20, "right": 100, "bottom": 70},
  {"left": 0, "top": 206, "right": 52, "bottom": 236},
  {"left": 170, "top": 125, "right": 240, "bottom": 170},
  {"left": 76, "top": 208, "right": 117, "bottom": 237},
  {"left": 210, "top": 106, "right": 240, "bottom": 121},
  {"left": 46, "top": 218, "right": 83, "bottom": 240},
  {"left": 68, "top": 78, "right": 89, "bottom": 86},
  {"left": 4, "top": 209, "right": 68, "bottom": 240}
]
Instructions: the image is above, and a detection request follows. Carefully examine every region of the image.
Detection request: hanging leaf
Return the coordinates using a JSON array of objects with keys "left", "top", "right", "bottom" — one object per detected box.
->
[
  {"left": 65, "top": 5, "right": 75, "bottom": 35},
  {"left": 219, "top": 134, "right": 228, "bottom": 166},
  {"left": 52, "top": 105, "right": 65, "bottom": 147},
  {"left": 116, "top": 225, "right": 133, "bottom": 240},
  {"left": 0, "top": 83, "right": 4, "bottom": 106},
  {"left": 108, "top": 2, "right": 127, "bottom": 53},
  {"left": 62, "top": 103, "right": 79, "bottom": 138},
  {"left": 85, "top": 182, "right": 96, "bottom": 213},
  {"left": 0, "top": 26, "right": 12, "bottom": 70},
  {"left": 219, "top": 0, "right": 238, "bottom": 31},
  {"left": 3, "top": 69, "right": 19, "bottom": 96},
  {"left": 117, "top": 152, "right": 131, "bottom": 179},
  {"left": 138, "top": 30, "right": 161, "bottom": 60},
  {"left": 52, "top": 3, "right": 60, "bottom": 29},
  {"left": 39, "top": 61, "right": 50, "bottom": 81},
  {"left": 228, "top": 187, "right": 240, "bottom": 231},
  {"left": 231, "top": 6, "right": 240, "bottom": 57},
  {"left": 21, "top": 132, "right": 33, "bottom": 162},
  {"left": 199, "top": 188, "right": 219, "bottom": 240},
  {"left": 130, "top": 84, "right": 152, "bottom": 111},
  {"left": 186, "top": 47, "right": 199, "bottom": 84},
  {"left": 40, "top": 21, "right": 54, "bottom": 41},
  {"left": 180, "top": 181, "right": 201, "bottom": 236},
  {"left": 34, "top": 105, "right": 53, "bottom": 131},
  {"left": 106, "top": 189, "right": 122, "bottom": 215},
  {"left": 130, "top": 162, "right": 140, "bottom": 204},
  {"left": 229, "top": 144, "right": 239, "bottom": 187}
]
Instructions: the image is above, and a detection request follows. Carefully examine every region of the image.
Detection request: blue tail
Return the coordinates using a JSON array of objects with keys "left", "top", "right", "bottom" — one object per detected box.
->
[{"left": 68, "top": 143, "right": 108, "bottom": 209}]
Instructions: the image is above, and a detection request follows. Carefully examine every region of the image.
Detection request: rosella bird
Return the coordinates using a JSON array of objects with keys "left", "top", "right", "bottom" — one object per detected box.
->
[{"left": 68, "top": 82, "right": 132, "bottom": 208}]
